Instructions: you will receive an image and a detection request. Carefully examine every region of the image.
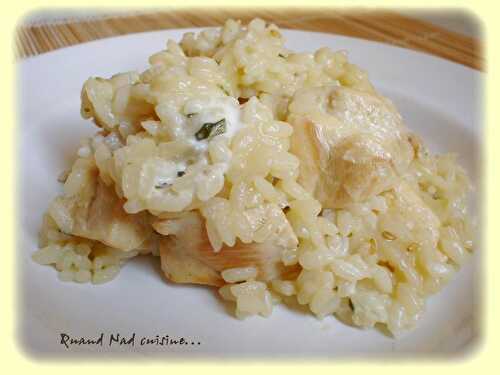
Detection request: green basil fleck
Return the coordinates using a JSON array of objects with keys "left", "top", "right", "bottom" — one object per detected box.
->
[{"left": 195, "top": 118, "right": 226, "bottom": 141}]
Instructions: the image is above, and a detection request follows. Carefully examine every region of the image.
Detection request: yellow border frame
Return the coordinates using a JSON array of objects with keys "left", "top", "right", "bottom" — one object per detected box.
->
[{"left": 4, "top": 0, "right": 495, "bottom": 371}]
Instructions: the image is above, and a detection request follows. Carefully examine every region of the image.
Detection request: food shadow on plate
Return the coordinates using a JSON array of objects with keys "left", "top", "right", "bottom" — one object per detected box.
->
[{"left": 129, "top": 254, "right": 381, "bottom": 333}]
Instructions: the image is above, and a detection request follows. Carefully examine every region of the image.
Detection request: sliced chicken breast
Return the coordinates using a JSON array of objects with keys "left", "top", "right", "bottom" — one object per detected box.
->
[
  {"left": 156, "top": 211, "right": 300, "bottom": 287},
  {"left": 50, "top": 162, "right": 152, "bottom": 251},
  {"left": 288, "top": 85, "right": 414, "bottom": 208}
]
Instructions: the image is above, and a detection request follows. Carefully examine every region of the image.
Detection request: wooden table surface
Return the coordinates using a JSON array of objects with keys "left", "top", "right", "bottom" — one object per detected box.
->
[{"left": 15, "top": 8, "right": 483, "bottom": 70}]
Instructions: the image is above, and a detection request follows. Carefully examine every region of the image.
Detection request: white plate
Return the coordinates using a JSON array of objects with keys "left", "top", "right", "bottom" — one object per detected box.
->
[{"left": 18, "top": 29, "right": 483, "bottom": 358}]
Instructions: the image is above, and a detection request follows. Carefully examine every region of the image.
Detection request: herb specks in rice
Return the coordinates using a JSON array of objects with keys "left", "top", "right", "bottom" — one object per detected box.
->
[
  {"left": 195, "top": 119, "right": 227, "bottom": 141},
  {"left": 34, "top": 18, "right": 474, "bottom": 337}
]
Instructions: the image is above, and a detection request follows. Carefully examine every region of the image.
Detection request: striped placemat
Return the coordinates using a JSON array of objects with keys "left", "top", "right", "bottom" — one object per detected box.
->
[{"left": 15, "top": 9, "right": 483, "bottom": 70}]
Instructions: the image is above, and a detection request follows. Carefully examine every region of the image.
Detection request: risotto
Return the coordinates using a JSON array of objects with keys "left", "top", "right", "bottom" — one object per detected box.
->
[{"left": 33, "top": 18, "right": 475, "bottom": 336}]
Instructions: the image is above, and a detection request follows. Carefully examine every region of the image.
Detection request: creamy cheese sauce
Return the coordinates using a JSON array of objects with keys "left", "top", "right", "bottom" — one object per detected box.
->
[
  {"left": 183, "top": 96, "right": 243, "bottom": 168},
  {"left": 153, "top": 96, "right": 245, "bottom": 196},
  {"left": 184, "top": 96, "right": 244, "bottom": 151}
]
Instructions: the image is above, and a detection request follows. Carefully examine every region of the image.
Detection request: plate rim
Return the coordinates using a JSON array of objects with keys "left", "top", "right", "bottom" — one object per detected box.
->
[{"left": 18, "top": 27, "right": 482, "bottom": 76}]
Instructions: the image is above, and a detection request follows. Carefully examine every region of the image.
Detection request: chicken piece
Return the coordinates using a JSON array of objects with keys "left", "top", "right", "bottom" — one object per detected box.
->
[
  {"left": 72, "top": 178, "right": 152, "bottom": 251},
  {"left": 49, "top": 160, "right": 152, "bottom": 251},
  {"left": 288, "top": 85, "right": 414, "bottom": 208},
  {"left": 380, "top": 180, "right": 441, "bottom": 249},
  {"left": 156, "top": 211, "right": 300, "bottom": 287}
]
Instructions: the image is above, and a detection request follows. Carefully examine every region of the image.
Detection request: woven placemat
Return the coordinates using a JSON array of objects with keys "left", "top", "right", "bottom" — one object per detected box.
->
[{"left": 15, "top": 9, "right": 483, "bottom": 70}]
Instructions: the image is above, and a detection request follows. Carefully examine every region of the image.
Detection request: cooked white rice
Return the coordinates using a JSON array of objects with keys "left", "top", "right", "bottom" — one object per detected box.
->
[{"left": 33, "top": 18, "right": 475, "bottom": 336}]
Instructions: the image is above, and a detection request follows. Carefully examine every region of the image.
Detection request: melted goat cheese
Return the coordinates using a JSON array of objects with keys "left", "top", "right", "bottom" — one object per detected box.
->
[
  {"left": 181, "top": 95, "right": 244, "bottom": 171},
  {"left": 184, "top": 96, "right": 243, "bottom": 153},
  {"left": 153, "top": 96, "right": 244, "bottom": 198}
]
